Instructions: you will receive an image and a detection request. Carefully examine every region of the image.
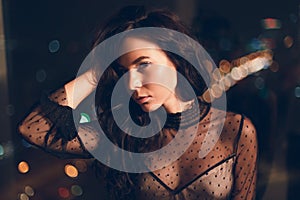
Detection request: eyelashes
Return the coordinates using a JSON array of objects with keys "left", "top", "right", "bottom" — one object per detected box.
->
[
  {"left": 114, "top": 61, "right": 152, "bottom": 76},
  {"left": 137, "top": 61, "right": 152, "bottom": 71}
]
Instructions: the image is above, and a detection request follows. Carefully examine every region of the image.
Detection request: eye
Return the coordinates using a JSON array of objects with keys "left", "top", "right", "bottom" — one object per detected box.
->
[{"left": 138, "top": 61, "right": 151, "bottom": 70}]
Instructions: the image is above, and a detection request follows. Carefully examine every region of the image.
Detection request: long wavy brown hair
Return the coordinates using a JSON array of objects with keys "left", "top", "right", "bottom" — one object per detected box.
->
[{"left": 90, "top": 5, "right": 210, "bottom": 199}]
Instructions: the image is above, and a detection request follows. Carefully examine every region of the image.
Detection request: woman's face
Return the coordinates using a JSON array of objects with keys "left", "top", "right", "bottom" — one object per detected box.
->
[{"left": 118, "top": 37, "right": 181, "bottom": 113}]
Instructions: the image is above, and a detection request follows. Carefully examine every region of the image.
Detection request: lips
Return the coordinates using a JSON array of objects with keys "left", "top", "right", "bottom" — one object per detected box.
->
[{"left": 135, "top": 96, "right": 151, "bottom": 104}]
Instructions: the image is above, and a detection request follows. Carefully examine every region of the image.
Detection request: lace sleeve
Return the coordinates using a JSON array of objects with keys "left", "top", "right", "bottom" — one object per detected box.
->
[
  {"left": 232, "top": 116, "right": 258, "bottom": 200},
  {"left": 18, "top": 88, "right": 99, "bottom": 159}
]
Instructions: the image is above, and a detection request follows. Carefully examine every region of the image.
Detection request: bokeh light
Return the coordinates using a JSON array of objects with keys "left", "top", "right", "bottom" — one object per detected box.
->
[
  {"left": 71, "top": 185, "right": 83, "bottom": 196},
  {"left": 19, "top": 193, "right": 29, "bottom": 200},
  {"left": 283, "top": 36, "right": 293, "bottom": 48},
  {"left": 239, "top": 65, "right": 248, "bottom": 78},
  {"left": 48, "top": 40, "right": 60, "bottom": 53},
  {"left": 295, "top": 86, "right": 300, "bottom": 98},
  {"left": 239, "top": 56, "right": 250, "bottom": 66},
  {"left": 24, "top": 185, "right": 34, "bottom": 197},
  {"left": 202, "top": 90, "right": 213, "bottom": 103},
  {"left": 79, "top": 113, "right": 91, "bottom": 124},
  {"left": 210, "top": 83, "right": 224, "bottom": 98},
  {"left": 64, "top": 164, "right": 78, "bottom": 178},
  {"left": 223, "top": 75, "right": 235, "bottom": 90},
  {"left": 58, "top": 187, "right": 70, "bottom": 199},
  {"left": 212, "top": 68, "right": 222, "bottom": 81},
  {"left": 1, "top": 141, "right": 14, "bottom": 159},
  {"left": 74, "top": 160, "right": 88, "bottom": 173},
  {"left": 18, "top": 161, "right": 30, "bottom": 174},
  {"left": 249, "top": 38, "right": 263, "bottom": 51},
  {"left": 230, "top": 67, "right": 242, "bottom": 81},
  {"left": 219, "top": 59, "right": 231, "bottom": 74},
  {"left": 247, "top": 57, "right": 268, "bottom": 73},
  {"left": 36, "top": 69, "right": 47, "bottom": 82},
  {"left": 254, "top": 77, "right": 265, "bottom": 90},
  {"left": 0, "top": 144, "right": 4, "bottom": 156},
  {"left": 269, "top": 61, "right": 279, "bottom": 72},
  {"left": 204, "top": 59, "right": 213, "bottom": 73},
  {"left": 261, "top": 18, "right": 281, "bottom": 29}
]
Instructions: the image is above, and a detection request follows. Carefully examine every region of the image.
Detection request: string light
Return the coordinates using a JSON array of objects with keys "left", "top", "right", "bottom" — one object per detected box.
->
[
  {"left": 223, "top": 75, "right": 235, "bottom": 90},
  {"left": 230, "top": 67, "right": 242, "bottom": 81},
  {"left": 212, "top": 68, "right": 222, "bottom": 82},
  {"left": 219, "top": 59, "right": 231, "bottom": 74},
  {"left": 200, "top": 50, "right": 273, "bottom": 103},
  {"left": 210, "top": 83, "right": 224, "bottom": 98},
  {"left": 202, "top": 90, "right": 213, "bottom": 103}
]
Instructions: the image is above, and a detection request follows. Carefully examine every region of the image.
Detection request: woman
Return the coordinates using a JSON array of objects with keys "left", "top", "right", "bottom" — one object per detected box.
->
[{"left": 18, "top": 5, "right": 257, "bottom": 200}]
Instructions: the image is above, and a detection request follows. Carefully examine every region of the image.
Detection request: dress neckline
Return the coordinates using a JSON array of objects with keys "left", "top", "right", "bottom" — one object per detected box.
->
[{"left": 164, "top": 99, "right": 210, "bottom": 129}]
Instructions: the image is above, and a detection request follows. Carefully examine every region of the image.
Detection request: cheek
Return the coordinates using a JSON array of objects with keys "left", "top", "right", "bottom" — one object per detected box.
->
[
  {"left": 149, "top": 85, "right": 174, "bottom": 99},
  {"left": 143, "top": 66, "right": 177, "bottom": 91}
]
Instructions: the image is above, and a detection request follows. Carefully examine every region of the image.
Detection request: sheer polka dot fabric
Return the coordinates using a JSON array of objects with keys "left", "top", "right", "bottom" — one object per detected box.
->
[
  {"left": 18, "top": 88, "right": 92, "bottom": 158},
  {"left": 135, "top": 109, "right": 257, "bottom": 200},
  {"left": 18, "top": 87, "right": 257, "bottom": 199}
]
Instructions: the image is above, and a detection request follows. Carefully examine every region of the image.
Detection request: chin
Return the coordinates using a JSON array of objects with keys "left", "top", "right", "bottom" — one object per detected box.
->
[{"left": 140, "top": 103, "right": 161, "bottom": 112}]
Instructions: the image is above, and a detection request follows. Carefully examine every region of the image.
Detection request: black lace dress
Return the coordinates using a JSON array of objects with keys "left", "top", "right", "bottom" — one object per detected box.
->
[{"left": 18, "top": 88, "right": 257, "bottom": 200}]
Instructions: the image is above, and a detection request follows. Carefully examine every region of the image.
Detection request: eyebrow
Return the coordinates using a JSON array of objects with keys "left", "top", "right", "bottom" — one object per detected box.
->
[{"left": 131, "top": 56, "right": 150, "bottom": 65}]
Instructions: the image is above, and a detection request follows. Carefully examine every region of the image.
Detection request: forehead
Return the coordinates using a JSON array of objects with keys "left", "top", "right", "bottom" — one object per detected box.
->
[
  {"left": 119, "top": 37, "right": 170, "bottom": 67},
  {"left": 120, "top": 37, "right": 161, "bottom": 53}
]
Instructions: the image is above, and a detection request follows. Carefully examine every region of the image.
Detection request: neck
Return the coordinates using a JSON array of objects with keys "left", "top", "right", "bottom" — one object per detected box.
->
[
  {"left": 164, "top": 98, "right": 209, "bottom": 130},
  {"left": 163, "top": 97, "right": 195, "bottom": 114}
]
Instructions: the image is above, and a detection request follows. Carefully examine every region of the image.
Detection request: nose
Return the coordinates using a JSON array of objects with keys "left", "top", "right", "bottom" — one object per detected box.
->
[{"left": 127, "top": 69, "right": 142, "bottom": 91}]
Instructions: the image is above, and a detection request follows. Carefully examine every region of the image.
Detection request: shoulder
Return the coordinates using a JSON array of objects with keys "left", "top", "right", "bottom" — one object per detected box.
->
[
  {"left": 200, "top": 107, "right": 257, "bottom": 138},
  {"left": 226, "top": 111, "right": 256, "bottom": 137},
  {"left": 223, "top": 110, "right": 256, "bottom": 132},
  {"left": 205, "top": 107, "right": 257, "bottom": 140},
  {"left": 223, "top": 111, "right": 258, "bottom": 155},
  {"left": 224, "top": 111, "right": 257, "bottom": 149},
  {"left": 206, "top": 107, "right": 244, "bottom": 131},
  {"left": 238, "top": 115, "right": 257, "bottom": 147}
]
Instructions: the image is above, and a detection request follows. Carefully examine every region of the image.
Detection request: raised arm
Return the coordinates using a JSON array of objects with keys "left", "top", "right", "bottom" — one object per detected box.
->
[{"left": 18, "top": 69, "right": 99, "bottom": 158}]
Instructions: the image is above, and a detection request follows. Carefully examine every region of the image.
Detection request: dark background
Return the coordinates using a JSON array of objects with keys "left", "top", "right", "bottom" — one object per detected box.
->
[{"left": 1, "top": 0, "right": 300, "bottom": 199}]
